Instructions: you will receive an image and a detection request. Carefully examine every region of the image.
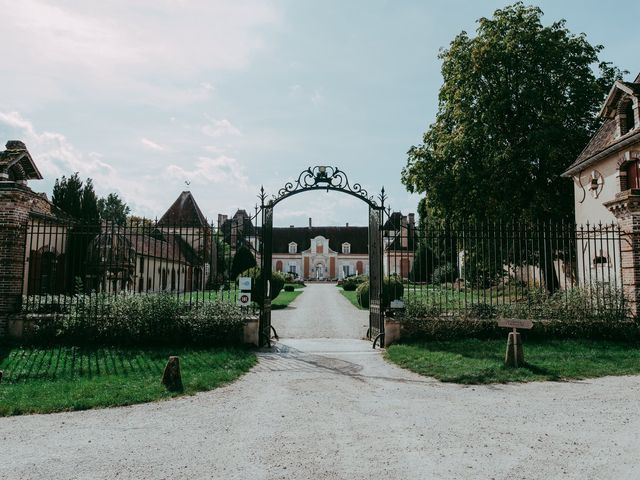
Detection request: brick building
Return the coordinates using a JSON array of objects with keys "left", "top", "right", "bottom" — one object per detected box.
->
[{"left": 562, "top": 73, "right": 640, "bottom": 315}]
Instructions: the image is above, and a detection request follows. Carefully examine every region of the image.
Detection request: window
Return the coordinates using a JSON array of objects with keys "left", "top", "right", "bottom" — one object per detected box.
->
[
  {"left": 288, "top": 242, "right": 297, "bottom": 254},
  {"left": 342, "top": 243, "right": 351, "bottom": 254},
  {"left": 343, "top": 265, "right": 351, "bottom": 278},
  {"left": 619, "top": 98, "right": 637, "bottom": 136},
  {"left": 289, "top": 264, "right": 297, "bottom": 275},
  {"left": 625, "top": 161, "right": 640, "bottom": 190},
  {"left": 316, "top": 243, "right": 323, "bottom": 254},
  {"left": 139, "top": 257, "right": 144, "bottom": 274}
]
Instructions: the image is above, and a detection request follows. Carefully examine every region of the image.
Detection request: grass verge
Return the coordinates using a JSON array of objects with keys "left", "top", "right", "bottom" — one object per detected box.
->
[
  {"left": 339, "top": 289, "right": 366, "bottom": 310},
  {"left": 272, "top": 290, "right": 303, "bottom": 310},
  {"left": 0, "top": 346, "right": 256, "bottom": 416},
  {"left": 385, "top": 338, "right": 640, "bottom": 384}
]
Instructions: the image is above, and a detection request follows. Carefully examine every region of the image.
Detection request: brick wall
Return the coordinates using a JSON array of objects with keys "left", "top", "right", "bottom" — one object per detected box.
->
[{"left": 0, "top": 184, "right": 34, "bottom": 336}]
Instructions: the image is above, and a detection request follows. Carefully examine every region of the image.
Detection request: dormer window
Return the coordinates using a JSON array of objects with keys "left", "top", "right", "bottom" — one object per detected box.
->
[
  {"left": 625, "top": 161, "right": 640, "bottom": 190},
  {"left": 619, "top": 97, "right": 637, "bottom": 136},
  {"left": 342, "top": 242, "right": 351, "bottom": 254},
  {"left": 288, "top": 242, "right": 297, "bottom": 254}
]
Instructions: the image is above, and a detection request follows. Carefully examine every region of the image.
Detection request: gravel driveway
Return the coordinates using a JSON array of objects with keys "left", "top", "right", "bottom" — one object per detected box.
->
[{"left": 1, "top": 284, "right": 639, "bottom": 479}]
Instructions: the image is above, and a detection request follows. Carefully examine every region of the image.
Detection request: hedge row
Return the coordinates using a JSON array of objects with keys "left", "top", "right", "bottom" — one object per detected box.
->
[
  {"left": 399, "top": 286, "right": 638, "bottom": 341},
  {"left": 20, "top": 293, "right": 247, "bottom": 346}
]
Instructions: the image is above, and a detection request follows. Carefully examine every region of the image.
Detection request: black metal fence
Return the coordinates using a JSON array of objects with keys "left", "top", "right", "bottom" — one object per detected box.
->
[
  {"left": 382, "top": 218, "right": 627, "bottom": 319},
  {"left": 21, "top": 215, "right": 265, "bottom": 318}
]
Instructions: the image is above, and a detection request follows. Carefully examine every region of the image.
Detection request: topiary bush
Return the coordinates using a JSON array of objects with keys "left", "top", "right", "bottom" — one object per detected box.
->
[
  {"left": 342, "top": 275, "right": 367, "bottom": 291},
  {"left": 244, "top": 268, "right": 285, "bottom": 306},
  {"left": 284, "top": 285, "right": 295, "bottom": 292},
  {"left": 431, "top": 262, "right": 458, "bottom": 284},
  {"left": 356, "top": 276, "right": 405, "bottom": 309},
  {"left": 356, "top": 281, "right": 370, "bottom": 308}
]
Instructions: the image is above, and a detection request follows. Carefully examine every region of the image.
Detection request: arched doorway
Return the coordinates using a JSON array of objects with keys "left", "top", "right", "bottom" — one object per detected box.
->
[{"left": 255, "top": 166, "right": 386, "bottom": 347}]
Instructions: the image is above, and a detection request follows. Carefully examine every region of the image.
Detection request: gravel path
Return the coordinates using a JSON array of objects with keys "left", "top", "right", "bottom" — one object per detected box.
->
[
  {"left": 272, "top": 283, "right": 368, "bottom": 339},
  {"left": 1, "top": 284, "right": 639, "bottom": 479}
]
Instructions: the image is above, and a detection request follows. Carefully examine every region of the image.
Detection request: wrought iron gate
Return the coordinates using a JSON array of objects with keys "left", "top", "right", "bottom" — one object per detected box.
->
[{"left": 254, "top": 166, "right": 387, "bottom": 347}]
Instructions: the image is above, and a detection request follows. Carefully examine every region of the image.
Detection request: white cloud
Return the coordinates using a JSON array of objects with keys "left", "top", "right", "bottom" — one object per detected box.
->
[
  {"left": 0, "top": 0, "right": 280, "bottom": 106},
  {"left": 0, "top": 111, "right": 114, "bottom": 180},
  {"left": 201, "top": 118, "right": 242, "bottom": 138},
  {"left": 166, "top": 155, "right": 248, "bottom": 186},
  {"left": 140, "top": 137, "right": 167, "bottom": 152},
  {"left": 311, "top": 89, "right": 324, "bottom": 106}
]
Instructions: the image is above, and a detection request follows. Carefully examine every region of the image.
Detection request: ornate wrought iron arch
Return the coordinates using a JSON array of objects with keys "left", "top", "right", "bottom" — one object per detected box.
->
[
  {"left": 265, "top": 166, "right": 385, "bottom": 209},
  {"left": 256, "top": 166, "right": 387, "bottom": 348}
]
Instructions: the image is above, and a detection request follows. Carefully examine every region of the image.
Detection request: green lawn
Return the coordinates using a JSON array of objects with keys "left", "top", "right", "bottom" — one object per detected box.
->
[
  {"left": 0, "top": 346, "right": 256, "bottom": 416},
  {"left": 339, "top": 289, "right": 366, "bottom": 310},
  {"left": 386, "top": 339, "right": 640, "bottom": 384},
  {"left": 272, "top": 289, "right": 303, "bottom": 309}
]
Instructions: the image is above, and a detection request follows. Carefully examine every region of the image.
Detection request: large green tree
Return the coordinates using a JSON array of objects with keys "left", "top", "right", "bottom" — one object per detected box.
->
[
  {"left": 52, "top": 173, "right": 99, "bottom": 222},
  {"left": 98, "top": 193, "right": 131, "bottom": 225},
  {"left": 402, "top": 3, "right": 624, "bottom": 223}
]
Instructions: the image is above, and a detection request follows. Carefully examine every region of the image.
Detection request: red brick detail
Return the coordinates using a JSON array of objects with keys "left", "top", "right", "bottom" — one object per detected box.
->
[
  {"left": 329, "top": 257, "right": 336, "bottom": 278},
  {"left": 356, "top": 261, "right": 363, "bottom": 275},
  {"left": 275, "top": 260, "right": 283, "bottom": 272},
  {"left": 303, "top": 257, "right": 310, "bottom": 279}
]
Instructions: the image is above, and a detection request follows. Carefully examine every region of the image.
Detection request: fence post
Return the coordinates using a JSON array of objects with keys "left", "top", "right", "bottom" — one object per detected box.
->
[
  {"left": 0, "top": 184, "right": 32, "bottom": 338},
  {"left": 604, "top": 191, "right": 640, "bottom": 318}
]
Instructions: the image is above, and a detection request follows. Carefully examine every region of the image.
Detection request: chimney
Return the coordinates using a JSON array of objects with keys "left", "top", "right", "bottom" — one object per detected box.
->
[
  {"left": 346, "top": 222, "right": 349, "bottom": 227},
  {"left": 408, "top": 213, "right": 415, "bottom": 227},
  {"left": 401, "top": 214, "right": 408, "bottom": 249},
  {"left": 308, "top": 217, "right": 312, "bottom": 228},
  {"left": 217, "top": 214, "right": 228, "bottom": 227},
  {"left": 289, "top": 225, "right": 294, "bottom": 228}
]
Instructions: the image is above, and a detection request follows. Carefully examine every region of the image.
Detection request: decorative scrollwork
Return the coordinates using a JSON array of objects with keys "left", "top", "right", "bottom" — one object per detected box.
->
[{"left": 271, "top": 166, "right": 378, "bottom": 206}]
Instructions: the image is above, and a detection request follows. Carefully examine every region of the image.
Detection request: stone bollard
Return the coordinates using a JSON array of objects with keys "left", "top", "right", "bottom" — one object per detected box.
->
[
  {"left": 161, "top": 356, "right": 183, "bottom": 392},
  {"left": 504, "top": 332, "right": 524, "bottom": 368}
]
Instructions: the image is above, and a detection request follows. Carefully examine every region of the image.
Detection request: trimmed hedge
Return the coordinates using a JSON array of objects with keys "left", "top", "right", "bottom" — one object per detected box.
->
[
  {"left": 21, "top": 293, "right": 246, "bottom": 346},
  {"left": 399, "top": 285, "right": 638, "bottom": 341},
  {"left": 356, "top": 276, "right": 405, "bottom": 309},
  {"left": 341, "top": 275, "right": 367, "bottom": 291}
]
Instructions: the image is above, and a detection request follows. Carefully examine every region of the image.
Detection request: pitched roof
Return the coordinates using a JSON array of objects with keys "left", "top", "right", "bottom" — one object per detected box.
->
[
  {"left": 0, "top": 140, "right": 42, "bottom": 181},
  {"left": 272, "top": 226, "right": 369, "bottom": 254},
  {"left": 563, "top": 77, "right": 640, "bottom": 177},
  {"left": 158, "top": 191, "right": 208, "bottom": 227}
]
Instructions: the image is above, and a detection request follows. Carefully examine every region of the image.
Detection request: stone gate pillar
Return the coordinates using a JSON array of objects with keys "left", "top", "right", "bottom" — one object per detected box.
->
[
  {"left": 604, "top": 190, "right": 640, "bottom": 318},
  {"left": 0, "top": 141, "right": 43, "bottom": 337},
  {"left": 0, "top": 186, "right": 32, "bottom": 336}
]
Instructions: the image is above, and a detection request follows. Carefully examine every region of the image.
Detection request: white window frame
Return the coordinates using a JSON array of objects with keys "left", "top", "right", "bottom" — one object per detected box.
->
[
  {"left": 342, "top": 242, "right": 351, "bottom": 254},
  {"left": 288, "top": 242, "right": 297, "bottom": 254}
]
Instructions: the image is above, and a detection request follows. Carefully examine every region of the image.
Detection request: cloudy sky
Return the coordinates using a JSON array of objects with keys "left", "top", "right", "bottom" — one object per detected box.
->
[{"left": 1, "top": 0, "right": 639, "bottom": 226}]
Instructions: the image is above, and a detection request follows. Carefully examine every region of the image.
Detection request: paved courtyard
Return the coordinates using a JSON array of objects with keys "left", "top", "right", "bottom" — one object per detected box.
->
[{"left": 1, "top": 284, "right": 639, "bottom": 479}]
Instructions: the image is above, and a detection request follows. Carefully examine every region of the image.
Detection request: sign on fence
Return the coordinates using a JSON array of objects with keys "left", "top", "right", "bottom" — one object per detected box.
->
[
  {"left": 239, "top": 277, "right": 252, "bottom": 291},
  {"left": 238, "top": 292, "right": 252, "bottom": 306}
]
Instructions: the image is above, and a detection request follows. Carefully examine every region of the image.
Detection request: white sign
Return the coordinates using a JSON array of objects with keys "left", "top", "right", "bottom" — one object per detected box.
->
[
  {"left": 239, "top": 277, "right": 252, "bottom": 291},
  {"left": 238, "top": 292, "right": 252, "bottom": 306},
  {"left": 390, "top": 299, "right": 405, "bottom": 309}
]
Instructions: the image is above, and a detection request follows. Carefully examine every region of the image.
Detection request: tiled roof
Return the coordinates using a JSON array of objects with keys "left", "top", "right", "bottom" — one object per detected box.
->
[
  {"left": 272, "top": 226, "right": 369, "bottom": 254},
  {"left": 158, "top": 191, "right": 208, "bottom": 227},
  {"left": 563, "top": 77, "right": 640, "bottom": 176}
]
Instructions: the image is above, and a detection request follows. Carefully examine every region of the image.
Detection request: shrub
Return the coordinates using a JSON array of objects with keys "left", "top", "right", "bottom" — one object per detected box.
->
[
  {"left": 462, "top": 257, "right": 504, "bottom": 288},
  {"left": 399, "top": 284, "right": 637, "bottom": 341},
  {"left": 185, "top": 300, "right": 245, "bottom": 344},
  {"left": 356, "top": 276, "right": 405, "bottom": 309},
  {"left": 356, "top": 281, "right": 370, "bottom": 308},
  {"left": 243, "top": 268, "right": 286, "bottom": 306},
  {"left": 284, "top": 285, "right": 295, "bottom": 292},
  {"left": 342, "top": 275, "right": 367, "bottom": 291},
  {"left": 431, "top": 262, "right": 458, "bottom": 284},
  {"left": 21, "top": 293, "right": 246, "bottom": 346},
  {"left": 409, "top": 243, "right": 436, "bottom": 282}
]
